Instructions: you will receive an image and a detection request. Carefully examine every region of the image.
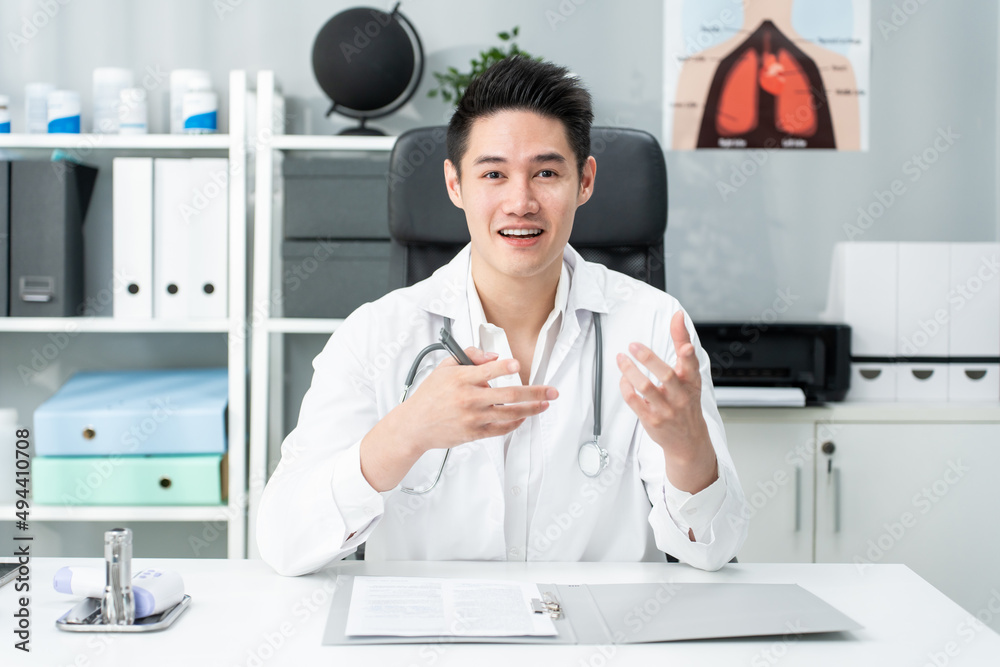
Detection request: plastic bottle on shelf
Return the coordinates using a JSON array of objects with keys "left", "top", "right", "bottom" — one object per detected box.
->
[
  {"left": 0, "top": 96, "right": 10, "bottom": 133},
  {"left": 25, "top": 82, "right": 55, "bottom": 133},
  {"left": 47, "top": 90, "right": 81, "bottom": 134},
  {"left": 118, "top": 88, "right": 148, "bottom": 135},
  {"left": 170, "top": 70, "right": 212, "bottom": 134},
  {"left": 92, "top": 67, "right": 134, "bottom": 134}
]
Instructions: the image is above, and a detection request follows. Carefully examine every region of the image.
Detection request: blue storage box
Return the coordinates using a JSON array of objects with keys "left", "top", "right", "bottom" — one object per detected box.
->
[{"left": 34, "top": 368, "right": 228, "bottom": 456}]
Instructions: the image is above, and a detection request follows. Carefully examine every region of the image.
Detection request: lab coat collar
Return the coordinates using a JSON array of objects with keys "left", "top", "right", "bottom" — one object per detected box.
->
[{"left": 411, "top": 243, "right": 610, "bottom": 325}]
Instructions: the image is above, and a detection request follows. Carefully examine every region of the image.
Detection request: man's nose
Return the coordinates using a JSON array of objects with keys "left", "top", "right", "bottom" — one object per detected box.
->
[{"left": 501, "top": 176, "right": 540, "bottom": 217}]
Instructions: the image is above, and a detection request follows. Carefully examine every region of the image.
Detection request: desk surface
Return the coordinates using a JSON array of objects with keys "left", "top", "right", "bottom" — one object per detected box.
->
[{"left": 3, "top": 558, "right": 999, "bottom": 666}]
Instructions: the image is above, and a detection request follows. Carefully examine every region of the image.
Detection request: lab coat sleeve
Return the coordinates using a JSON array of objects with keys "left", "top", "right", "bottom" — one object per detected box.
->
[
  {"left": 637, "top": 307, "right": 749, "bottom": 571},
  {"left": 256, "top": 303, "right": 387, "bottom": 576}
]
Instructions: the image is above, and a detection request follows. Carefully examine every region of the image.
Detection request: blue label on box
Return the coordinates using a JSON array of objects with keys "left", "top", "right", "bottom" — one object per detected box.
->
[
  {"left": 48, "top": 115, "right": 81, "bottom": 133},
  {"left": 183, "top": 111, "right": 217, "bottom": 131},
  {"left": 0, "top": 121, "right": 9, "bottom": 133}
]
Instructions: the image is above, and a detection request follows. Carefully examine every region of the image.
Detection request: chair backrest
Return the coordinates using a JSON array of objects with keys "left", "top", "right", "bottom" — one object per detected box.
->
[{"left": 386, "top": 126, "right": 668, "bottom": 289}]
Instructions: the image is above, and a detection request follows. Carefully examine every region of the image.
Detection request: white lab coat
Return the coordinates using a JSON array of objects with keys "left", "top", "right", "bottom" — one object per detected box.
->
[{"left": 257, "top": 244, "right": 749, "bottom": 576}]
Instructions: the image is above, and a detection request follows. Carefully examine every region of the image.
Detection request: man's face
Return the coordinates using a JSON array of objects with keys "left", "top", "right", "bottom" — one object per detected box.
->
[{"left": 444, "top": 110, "right": 596, "bottom": 282}]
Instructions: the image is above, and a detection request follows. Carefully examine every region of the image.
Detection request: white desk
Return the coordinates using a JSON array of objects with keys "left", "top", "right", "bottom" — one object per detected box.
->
[{"left": 3, "top": 558, "right": 999, "bottom": 666}]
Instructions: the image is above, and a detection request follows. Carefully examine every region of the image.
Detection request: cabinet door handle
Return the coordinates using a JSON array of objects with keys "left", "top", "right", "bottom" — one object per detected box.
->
[
  {"left": 794, "top": 465, "right": 802, "bottom": 532},
  {"left": 832, "top": 467, "right": 841, "bottom": 533}
]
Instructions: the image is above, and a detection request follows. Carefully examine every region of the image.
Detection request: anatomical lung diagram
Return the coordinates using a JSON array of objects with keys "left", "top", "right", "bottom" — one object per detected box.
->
[{"left": 697, "top": 20, "right": 836, "bottom": 149}]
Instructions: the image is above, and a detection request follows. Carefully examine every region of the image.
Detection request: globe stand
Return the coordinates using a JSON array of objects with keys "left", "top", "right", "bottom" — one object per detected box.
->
[{"left": 331, "top": 114, "right": 385, "bottom": 137}]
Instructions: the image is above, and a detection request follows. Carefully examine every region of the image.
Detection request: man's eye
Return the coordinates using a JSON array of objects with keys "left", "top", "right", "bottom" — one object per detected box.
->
[
  {"left": 484, "top": 171, "right": 502, "bottom": 179},
  {"left": 538, "top": 170, "right": 556, "bottom": 178}
]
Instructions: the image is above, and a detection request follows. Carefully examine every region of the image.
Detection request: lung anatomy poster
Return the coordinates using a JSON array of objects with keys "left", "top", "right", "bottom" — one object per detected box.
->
[{"left": 664, "top": 0, "right": 870, "bottom": 151}]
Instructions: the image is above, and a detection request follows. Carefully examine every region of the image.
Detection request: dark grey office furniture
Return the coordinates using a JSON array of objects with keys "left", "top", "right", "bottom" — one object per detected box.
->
[
  {"left": 386, "top": 126, "right": 669, "bottom": 290},
  {"left": 9, "top": 160, "right": 98, "bottom": 317}
]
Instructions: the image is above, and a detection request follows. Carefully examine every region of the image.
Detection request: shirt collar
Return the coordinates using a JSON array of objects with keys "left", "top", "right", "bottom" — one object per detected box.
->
[
  {"left": 466, "top": 255, "right": 571, "bottom": 348},
  {"left": 410, "top": 242, "right": 610, "bottom": 321}
]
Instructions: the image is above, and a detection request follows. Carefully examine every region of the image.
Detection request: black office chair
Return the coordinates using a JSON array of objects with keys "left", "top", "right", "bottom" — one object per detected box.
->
[
  {"left": 386, "top": 126, "right": 668, "bottom": 291},
  {"left": 383, "top": 125, "right": 737, "bottom": 566}
]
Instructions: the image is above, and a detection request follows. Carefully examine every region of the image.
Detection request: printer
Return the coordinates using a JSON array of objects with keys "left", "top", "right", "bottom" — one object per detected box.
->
[{"left": 694, "top": 322, "right": 851, "bottom": 405}]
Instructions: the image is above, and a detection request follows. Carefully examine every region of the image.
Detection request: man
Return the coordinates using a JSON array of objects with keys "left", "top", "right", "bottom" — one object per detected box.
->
[{"left": 257, "top": 56, "right": 748, "bottom": 576}]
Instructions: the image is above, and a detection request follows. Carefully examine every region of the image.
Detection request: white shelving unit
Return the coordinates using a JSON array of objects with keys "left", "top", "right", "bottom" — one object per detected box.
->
[
  {"left": 0, "top": 71, "right": 251, "bottom": 558},
  {"left": 246, "top": 71, "right": 397, "bottom": 559}
]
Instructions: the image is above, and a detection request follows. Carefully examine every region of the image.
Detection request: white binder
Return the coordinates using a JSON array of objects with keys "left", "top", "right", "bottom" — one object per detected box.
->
[
  {"left": 112, "top": 158, "right": 154, "bottom": 319},
  {"left": 153, "top": 158, "right": 229, "bottom": 319}
]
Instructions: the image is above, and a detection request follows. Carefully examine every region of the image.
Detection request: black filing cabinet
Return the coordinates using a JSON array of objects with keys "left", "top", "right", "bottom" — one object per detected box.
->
[{"left": 281, "top": 154, "right": 393, "bottom": 318}]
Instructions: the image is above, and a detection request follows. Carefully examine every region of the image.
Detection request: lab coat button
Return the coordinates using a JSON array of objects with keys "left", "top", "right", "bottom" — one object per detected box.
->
[
  {"left": 508, "top": 547, "right": 519, "bottom": 558},
  {"left": 510, "top": 486, "right": 521, "bottom": 496}
]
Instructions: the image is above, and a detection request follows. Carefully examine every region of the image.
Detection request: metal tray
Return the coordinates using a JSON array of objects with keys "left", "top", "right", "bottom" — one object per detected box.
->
[{"left": 56, "top": 595, "right": 191, "bottom": 633}]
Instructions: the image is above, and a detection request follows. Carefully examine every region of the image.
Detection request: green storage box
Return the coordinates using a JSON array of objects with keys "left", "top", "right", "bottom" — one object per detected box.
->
[{"left": 32, "top": 454, "right": 225, "bottom": 506}]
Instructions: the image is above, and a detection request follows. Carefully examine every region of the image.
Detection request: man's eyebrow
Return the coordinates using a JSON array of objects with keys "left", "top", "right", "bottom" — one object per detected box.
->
[{"left": 471, "top": 153, "right": 568, "bottom": 166}]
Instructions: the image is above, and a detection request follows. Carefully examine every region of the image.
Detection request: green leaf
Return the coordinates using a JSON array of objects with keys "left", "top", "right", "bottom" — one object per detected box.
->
[
  {"left": 498, "top": 31, "right": 510, "bottom": 40},
  {"left": 428, "top": 89, "right": 438, "bottom": 97},
  {"left": 513, "top": 26, "right": 520, "bottom": 36}
]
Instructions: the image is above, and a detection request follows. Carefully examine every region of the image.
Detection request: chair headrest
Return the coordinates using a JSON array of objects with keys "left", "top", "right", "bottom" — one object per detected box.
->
[{"left": 387, "top": 126, "right": 667, "bottom": 246}]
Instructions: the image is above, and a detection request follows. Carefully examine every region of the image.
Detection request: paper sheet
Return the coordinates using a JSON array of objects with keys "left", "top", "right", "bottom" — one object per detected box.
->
[{"left": 344, "top": 576, "right": 558, "bottom": 637}]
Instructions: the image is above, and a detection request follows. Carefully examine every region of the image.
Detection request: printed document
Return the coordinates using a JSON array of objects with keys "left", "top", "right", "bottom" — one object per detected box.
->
[{"left": 345, "top": 576, "right": 558, "bottom": 637}]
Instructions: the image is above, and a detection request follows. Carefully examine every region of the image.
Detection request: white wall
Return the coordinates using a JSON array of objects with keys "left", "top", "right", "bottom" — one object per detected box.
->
[{"left": 0, "top": 0, "right": 995, "bottom": 319}]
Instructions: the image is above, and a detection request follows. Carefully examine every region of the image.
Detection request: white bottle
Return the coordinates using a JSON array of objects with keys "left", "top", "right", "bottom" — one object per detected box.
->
[
  {"left": 118, "top": 88, "right": 148, "bottom": 135},
  {"left": 25, "top": 82, "right": 55, "bottom": 133},
  {"left": 92, "top": 67, "right": 134, "bottom": 134},
  {"left": 170, "top": 70, "right": 211, "bottom": 134},
  {"left": 182, "top": 87, "right": 218, "bottom": 134},
  {"left": 47, "top": 90, "right": 81, "bottom": 134},
  {"left": 0, "top": 96, "right": 10, "bottom": 133}
]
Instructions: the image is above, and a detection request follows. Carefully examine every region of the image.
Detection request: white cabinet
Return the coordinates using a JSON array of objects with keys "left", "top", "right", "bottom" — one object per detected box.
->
[
  {"left": 722, "top": 406, "right": 1000, "bottom": 634},
  {"left": 814, "top": 422, "right": 1000, "bottom": 632},
  {"left": 724, "top": 421, "right": 815, "bottom": 563}
]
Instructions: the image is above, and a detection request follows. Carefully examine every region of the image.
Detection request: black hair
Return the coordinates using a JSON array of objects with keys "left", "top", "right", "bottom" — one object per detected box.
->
[{"left": 446, "top": 55, "right": 594, "bottom": 180}]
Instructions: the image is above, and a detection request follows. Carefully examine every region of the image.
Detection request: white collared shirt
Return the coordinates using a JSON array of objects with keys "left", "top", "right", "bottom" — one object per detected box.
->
[
  {"left": 466, "top": 260, "right": 727, "bottom": 558},
  {"left": 256, "top": 244, "right": 749, "bottom": 576}
]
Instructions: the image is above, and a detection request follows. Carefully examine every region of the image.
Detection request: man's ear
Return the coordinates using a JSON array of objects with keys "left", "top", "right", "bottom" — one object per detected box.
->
[
  {"left": 577, "top": 155, "right": 597, "bottom": 207},
  {"left": 444, "top": 159, "right": 464, "bottom": 209}
]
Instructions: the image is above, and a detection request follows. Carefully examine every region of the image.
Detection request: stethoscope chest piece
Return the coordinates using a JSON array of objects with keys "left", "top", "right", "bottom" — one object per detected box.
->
[{"left": 578, "top": 440, "right": 608, "bottom": 478}]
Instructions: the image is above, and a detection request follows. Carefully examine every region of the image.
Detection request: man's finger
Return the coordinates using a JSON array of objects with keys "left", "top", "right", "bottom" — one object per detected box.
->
[
  {"left": 463, "top": 346, "right": 498, "bottom": 365},
  {"left": 670, "top": 310, "right": 700, "bottom": 383},
  {"left": 616, "top": 353, "right": 669, "bottom": 407},
  {"left": 474, "top": 357, "right": 522, "bottom": 383},
  {"left": 626, "top": 342, "right": 683, "bottom": 395}
]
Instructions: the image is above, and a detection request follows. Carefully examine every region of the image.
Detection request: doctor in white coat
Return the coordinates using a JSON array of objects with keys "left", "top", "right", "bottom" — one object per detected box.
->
[{"left": 257, "top": 56, "right": 748, "bottom": 576}]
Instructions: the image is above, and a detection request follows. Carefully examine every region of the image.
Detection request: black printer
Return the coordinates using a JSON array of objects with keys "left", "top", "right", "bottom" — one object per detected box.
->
[{"left": 694, "top": 323, "right": 851, "bottom": 404}]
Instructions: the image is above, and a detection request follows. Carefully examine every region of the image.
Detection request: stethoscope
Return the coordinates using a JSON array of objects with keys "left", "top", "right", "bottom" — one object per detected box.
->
[{"left": 399, "top": 313, "right": 608, "bottom": 495}]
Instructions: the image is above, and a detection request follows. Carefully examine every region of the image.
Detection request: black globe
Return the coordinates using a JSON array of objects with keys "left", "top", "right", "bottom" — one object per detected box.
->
[{"left": 311, "top": 5, "right": 423, "bottom": 132}]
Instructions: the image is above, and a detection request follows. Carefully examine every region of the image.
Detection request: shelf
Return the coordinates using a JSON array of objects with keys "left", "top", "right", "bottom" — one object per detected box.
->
[
  {"left": 265, "top": 318, "right": 344, "bottom": 334},
  {"left": 0, "top": 318, "right": 232, "bottom": 333},
  {"left": 0, "top": 504, "right": 235, "bottom": 522},
  {"left": 720, "top": 401, "right": 1000, "bottom": 423},
  {"left": 0, "top": 133, "right": 231, "bottom": 150},
  {"left": 269, "top": 135, "right": 397, "bottom": 152}
]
